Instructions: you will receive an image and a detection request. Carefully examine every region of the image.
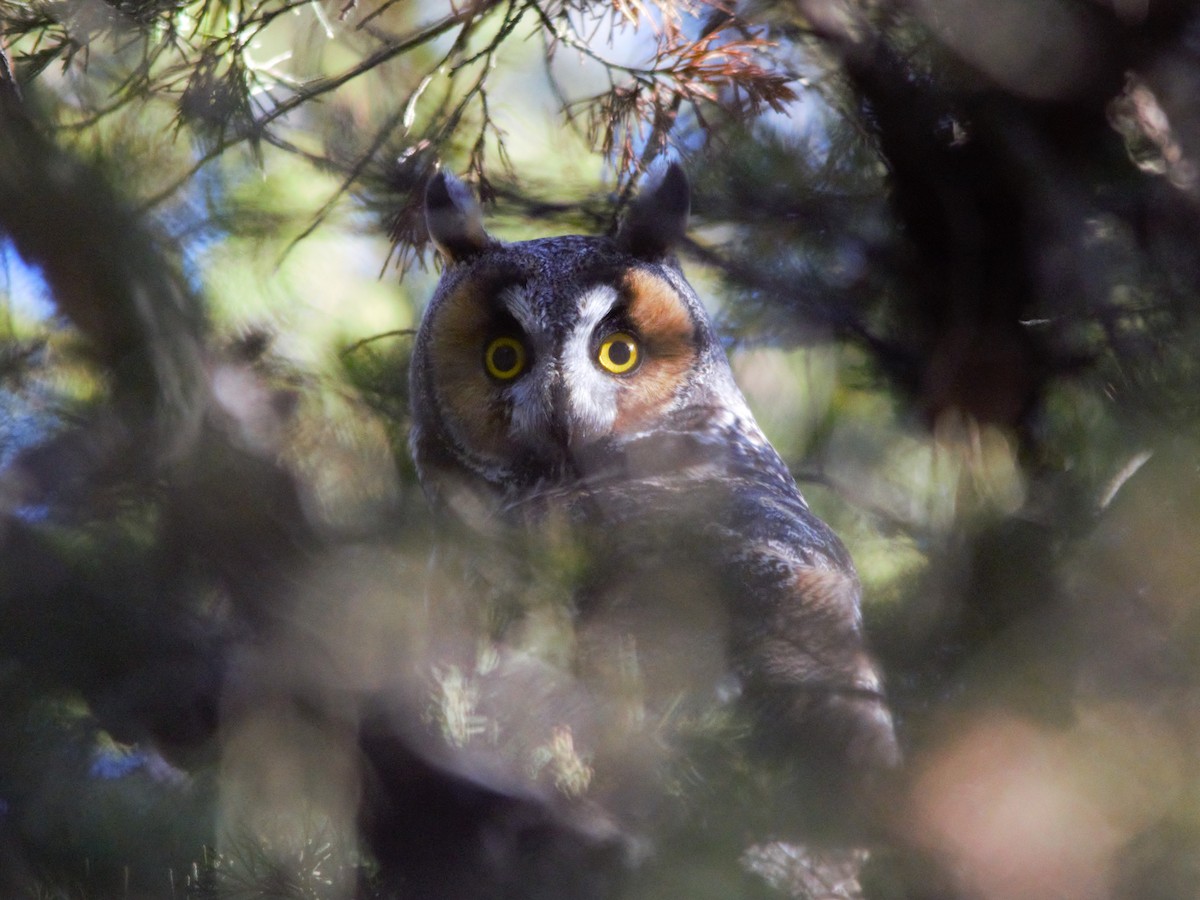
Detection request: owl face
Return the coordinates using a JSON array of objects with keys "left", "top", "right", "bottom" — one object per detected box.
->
[{"left": 410, "top": 166, "right": 753, "bottom": 516}]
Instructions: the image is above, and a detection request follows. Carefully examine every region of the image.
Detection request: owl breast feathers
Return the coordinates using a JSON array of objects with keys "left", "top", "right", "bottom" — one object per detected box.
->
[{"left": 409, "top": 164, "right": 899, "bottom": 821}]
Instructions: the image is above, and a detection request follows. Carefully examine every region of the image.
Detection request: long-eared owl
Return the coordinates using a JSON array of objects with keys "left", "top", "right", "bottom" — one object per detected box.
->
[{"left": 407, "top": 163, "right": 899, "bottom": 840}]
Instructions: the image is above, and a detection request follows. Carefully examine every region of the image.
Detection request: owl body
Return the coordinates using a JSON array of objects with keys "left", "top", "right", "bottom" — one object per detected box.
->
[{"left": 409, "top": 165, "right": 898, "bottom": 837}]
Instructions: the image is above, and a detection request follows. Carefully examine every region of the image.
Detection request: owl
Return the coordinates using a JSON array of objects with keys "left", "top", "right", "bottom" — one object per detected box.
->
[{"left": 406, "top": 163, "right": 899, "bottom": 849}]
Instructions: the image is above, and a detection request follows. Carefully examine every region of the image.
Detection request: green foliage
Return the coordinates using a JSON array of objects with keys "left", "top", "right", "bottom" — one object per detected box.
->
[{"left": 3, "top": 1, "right": 1200, "bottom": 898}]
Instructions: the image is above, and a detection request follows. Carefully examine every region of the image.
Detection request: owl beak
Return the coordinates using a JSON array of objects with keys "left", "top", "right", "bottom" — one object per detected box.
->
[
  {"left": 547, "top": 376, "right": 572, "bottom": 449},
  {"left": 505, "top": 365, "right": 572, "bottom": 472}
]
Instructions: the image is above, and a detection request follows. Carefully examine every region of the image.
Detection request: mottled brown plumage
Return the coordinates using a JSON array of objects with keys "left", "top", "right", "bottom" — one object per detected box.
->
[{"left": 408, "top": 164, "right": 898, "bottom": 849}]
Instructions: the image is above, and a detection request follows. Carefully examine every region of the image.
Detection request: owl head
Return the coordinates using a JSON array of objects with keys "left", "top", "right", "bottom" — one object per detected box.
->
[{"left": 409, "top": 164, "right": 757, "bottom": 524}]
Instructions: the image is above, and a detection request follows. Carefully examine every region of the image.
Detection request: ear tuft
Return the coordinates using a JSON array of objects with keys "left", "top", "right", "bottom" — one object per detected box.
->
[
  {"left": 616, "top": 161, "right": 690, "bottom": 260},
  {"left": 425, "top": 171, "right": 493, "bottom": 263}
]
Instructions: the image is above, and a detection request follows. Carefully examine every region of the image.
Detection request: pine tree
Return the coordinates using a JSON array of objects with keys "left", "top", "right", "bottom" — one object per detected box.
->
[{"left": 2, "top": 1, "right": 1200, "bottom": 896}]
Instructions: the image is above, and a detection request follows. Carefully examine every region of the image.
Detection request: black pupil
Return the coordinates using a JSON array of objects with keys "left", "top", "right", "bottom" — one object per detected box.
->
[
  {"left": 492, "top": 343, "right": 519, "bottom": 373},
  {"left": 608, "top": 339, "right": 631, "bottom": 366}
]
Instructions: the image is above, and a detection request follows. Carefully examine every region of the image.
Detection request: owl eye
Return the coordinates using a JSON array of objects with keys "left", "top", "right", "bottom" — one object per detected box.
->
[
  {"left": 597, "top": 331, "right": 640, "bottom": 375},
  {"left": 484, "top": 336, "right": 527, "bottom": 381}
]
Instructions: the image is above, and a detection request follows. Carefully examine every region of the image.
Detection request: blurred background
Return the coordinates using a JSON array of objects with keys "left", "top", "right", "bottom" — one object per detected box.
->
[{"left": 2, "top": 0, "right": 1200, "bottom": 897}]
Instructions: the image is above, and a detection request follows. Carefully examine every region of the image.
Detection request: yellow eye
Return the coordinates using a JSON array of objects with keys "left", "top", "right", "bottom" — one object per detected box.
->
[
  {"left": 597, "top": 331, "right": 639, "bottom": 375},
  {"left": 484, "top": 336, "right": 527, "bottom": 380}
]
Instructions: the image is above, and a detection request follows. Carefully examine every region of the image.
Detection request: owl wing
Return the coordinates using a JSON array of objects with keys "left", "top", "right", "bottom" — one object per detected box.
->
[
  {"left": 717, "top": 433, "right": 900, "bottom": 766},
  {"left": 539, "top": 416, "right": 900, "bottom": 797},
  {"left": 718, "top": 486, "right": 899, "bottom": 770}
]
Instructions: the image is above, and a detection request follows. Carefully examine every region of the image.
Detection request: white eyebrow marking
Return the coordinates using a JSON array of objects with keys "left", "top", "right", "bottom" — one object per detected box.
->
[
  {"left": 500, "top": 283, "right": 537, "bottom": 331},
  {"left": 574, "top": 284, "right": 618, "bottom": 332},
  {"left": 561, "top": 285, "right": 621, "bottom": 440}
]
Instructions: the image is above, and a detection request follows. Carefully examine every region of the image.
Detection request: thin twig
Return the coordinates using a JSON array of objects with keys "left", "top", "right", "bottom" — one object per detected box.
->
[{"left": 340, "top": 329, "right": 417, "bottom": 356}]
